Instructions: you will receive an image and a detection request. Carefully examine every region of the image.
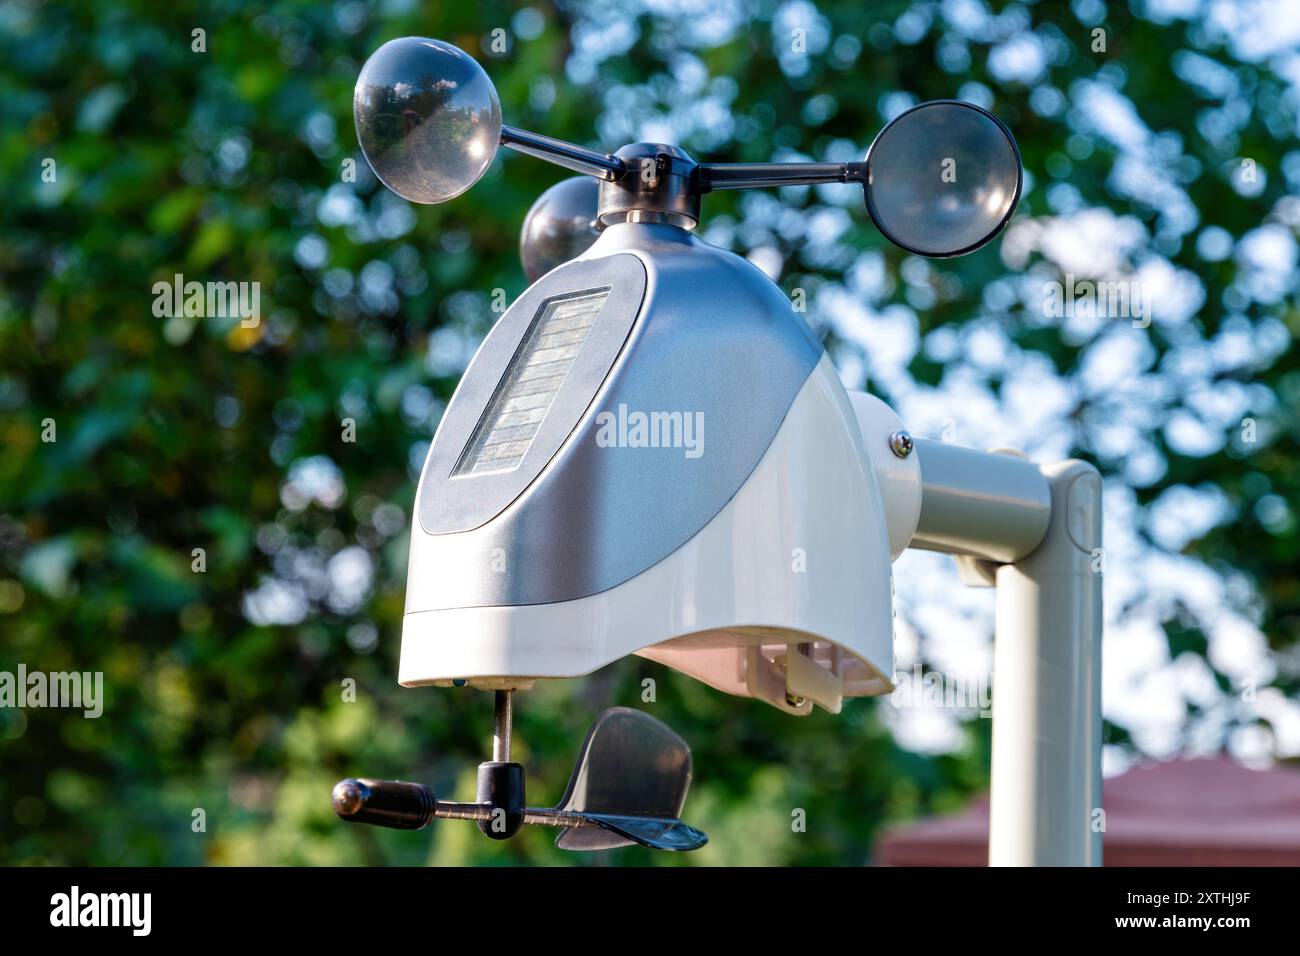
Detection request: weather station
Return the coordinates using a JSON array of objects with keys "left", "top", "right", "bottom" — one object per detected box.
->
[{"left": 330, "top": 36, "right": 1103, "bottom": 866}]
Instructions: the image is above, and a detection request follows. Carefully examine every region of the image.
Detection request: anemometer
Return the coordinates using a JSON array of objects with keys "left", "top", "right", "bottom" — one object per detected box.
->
[{"left": 331, "top": 37, "right": 1102, "bottom": 865}]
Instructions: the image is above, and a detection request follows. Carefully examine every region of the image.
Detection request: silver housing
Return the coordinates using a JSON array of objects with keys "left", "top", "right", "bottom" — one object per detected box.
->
[{"left": 407, "top": 222, "right": 823, "bottom": 609}]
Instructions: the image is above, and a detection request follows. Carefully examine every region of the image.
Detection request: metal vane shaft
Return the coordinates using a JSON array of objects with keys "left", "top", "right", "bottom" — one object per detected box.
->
[
  {"left": 432, "top": 800, "right": 597, "bottom": 829},
  {"left": 492, "top": 689, "right": 512, "bottom": 763},
  {"left": 330, "top": 779, "right": 599, "bottom": 830}
]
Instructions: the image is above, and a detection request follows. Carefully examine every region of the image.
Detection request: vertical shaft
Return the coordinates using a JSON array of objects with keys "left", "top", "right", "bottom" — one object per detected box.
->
[
  {"left": 492, "top": 690, "right": 512, "bottom": 763},
  {"left": 990, "top": 459, "right": 1104, "bottom": 866}
]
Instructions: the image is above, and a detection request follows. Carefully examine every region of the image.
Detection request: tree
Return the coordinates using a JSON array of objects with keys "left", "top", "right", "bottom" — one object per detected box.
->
[{"left": 0, "top": 0, "right": 1295, "bottom": 865}]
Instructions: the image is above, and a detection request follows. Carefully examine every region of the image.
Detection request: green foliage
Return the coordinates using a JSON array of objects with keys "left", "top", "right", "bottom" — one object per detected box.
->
[{"left": 1, "top": 0, "right": 1296, "bottom": 865}]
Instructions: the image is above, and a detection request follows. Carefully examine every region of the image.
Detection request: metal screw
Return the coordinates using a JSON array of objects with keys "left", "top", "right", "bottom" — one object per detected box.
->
[{"left": 888, "top": 430, "right": 913, "bottom": 458}]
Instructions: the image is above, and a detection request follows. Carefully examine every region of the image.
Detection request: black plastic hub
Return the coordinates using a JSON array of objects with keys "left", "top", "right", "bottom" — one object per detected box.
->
[{"left": 475, "top": 761, "right": 526, "bottom": 840}]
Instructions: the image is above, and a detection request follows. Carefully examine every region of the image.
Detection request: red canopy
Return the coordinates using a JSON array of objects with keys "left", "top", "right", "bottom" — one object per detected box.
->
[{"left": 874, "top": 756, "right": 1300, "bottom": 866}]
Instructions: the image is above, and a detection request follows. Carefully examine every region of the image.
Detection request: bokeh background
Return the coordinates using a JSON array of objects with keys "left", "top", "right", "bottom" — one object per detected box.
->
[{"left": 2, "top": 0, "right": 1298, "bottom": 865}]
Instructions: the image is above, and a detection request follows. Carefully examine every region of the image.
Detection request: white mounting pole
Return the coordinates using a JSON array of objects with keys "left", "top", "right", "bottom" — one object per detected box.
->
[
  {"left": 906, "top": 441, "right": 1103, "bottom": 867},
  {"left": 990, "top": 460, "right": 1103, "bottom": 866}
]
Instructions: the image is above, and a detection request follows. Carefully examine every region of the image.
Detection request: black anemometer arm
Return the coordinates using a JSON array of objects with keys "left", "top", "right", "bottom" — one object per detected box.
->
[
  {"left": 696, "top": 161, "right": 867, "bottom": 191},
  {"left": 500, "top": 125, "right": 628, "bottom": 181},
  {"left": 499, "top": 124, "right": 869, "bottom": 196}
]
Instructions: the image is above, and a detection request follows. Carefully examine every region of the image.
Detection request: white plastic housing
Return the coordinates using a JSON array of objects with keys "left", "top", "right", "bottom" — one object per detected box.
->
[{"left": 401, "top": 354, "right": 918, "bottom": 713}]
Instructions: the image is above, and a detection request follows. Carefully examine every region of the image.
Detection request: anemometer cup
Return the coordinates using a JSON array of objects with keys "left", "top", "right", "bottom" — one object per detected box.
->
[
  {"left": 861, "top": 100, "right": 1023, "bottom": 258},
  {"left": 520, "top": 177, "right": 602, "bottom": 282},
  {"left": 354, "top": 37, "right": 502, "bottom": 204}
]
